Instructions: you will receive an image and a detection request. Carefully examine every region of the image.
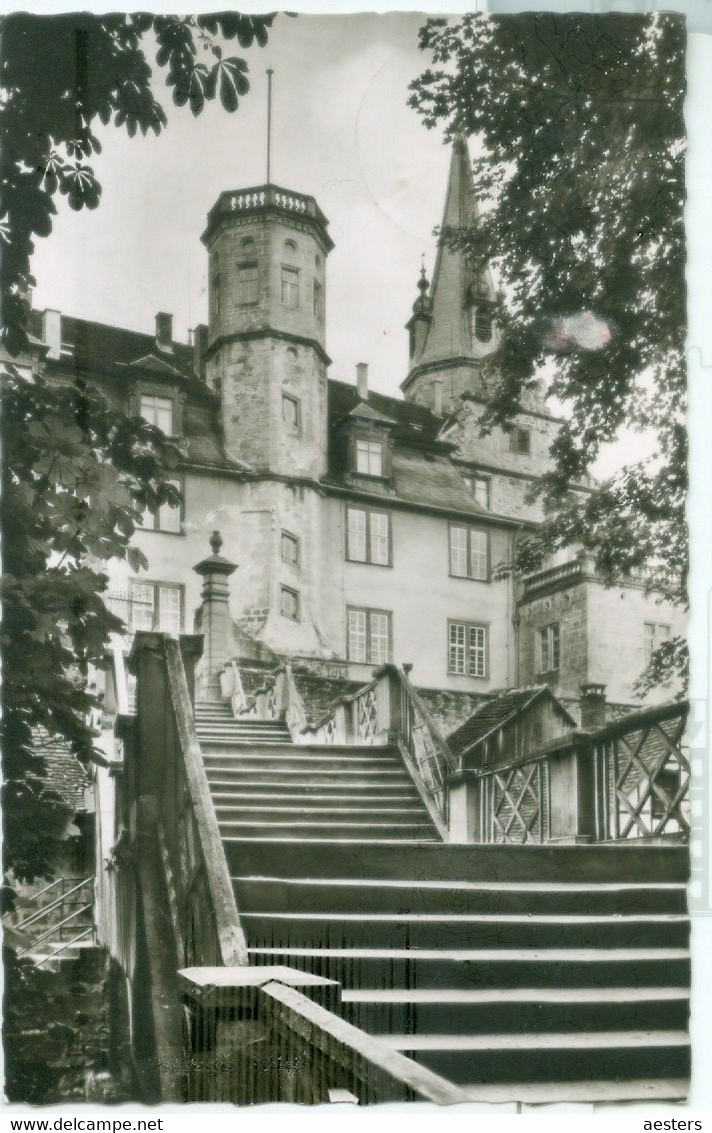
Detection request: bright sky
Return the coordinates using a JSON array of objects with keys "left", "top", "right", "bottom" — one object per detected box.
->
[{"left": 31, "top": 13, "right": 452, "bottom": 398}]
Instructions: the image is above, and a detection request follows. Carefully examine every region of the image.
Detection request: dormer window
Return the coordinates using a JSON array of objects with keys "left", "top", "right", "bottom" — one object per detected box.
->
[
  {"left": 355, "top": 438, "right": 383, "bottom": 478},
  {"left": 140, "top": 394, "right": 173, "bottom": 435},
  {"left": 472, "top": 306, "right": 493, "bottom": 344}
]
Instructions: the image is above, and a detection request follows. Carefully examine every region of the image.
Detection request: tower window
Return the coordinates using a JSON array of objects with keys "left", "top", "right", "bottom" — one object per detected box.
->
[
  {"left": 280, "top": 585, "right": 300, "bottom": 622},
  {"left": 237, "top": 261, "right": 259, "bottom": 305},
  {"left": 281, "top": 530, "right": 300, "bottom": 567},
  {"left": 313, "top": 279, "right": 323, "bottom": 320},
  {"left": 644, "top": 622, "right": 671, "bottom": 666},
  {"left": 472, "top": 307, "right": 492, "bottom": 344},
  {"left": 213, "top": 273, "right": 221, "bottom": 318},
  {"left": 281, "top": 266, "right": 299, "bottom": 307},
  {"left": 536, "top": 623, "right": 560, "bottom": 674},
  {"left": 284, "top": 238, "right": 298, "bottom": 254},
  {"left": 355, "top": 438, "right": 383, "bottom": 478},
  {"left": 241, "top": 236, "right": 255, "bottom": 251},
  {"left": 507, "top": 425, "right": 531, "bottom": 455},
  {"left": 282, "top": 392, "right": 301, "bottom": 430}
]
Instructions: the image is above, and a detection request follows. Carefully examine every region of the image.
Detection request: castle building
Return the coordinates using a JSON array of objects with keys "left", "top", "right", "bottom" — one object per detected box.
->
[{"left": 21, "top": 136, "right": 683, "bottom": 710}]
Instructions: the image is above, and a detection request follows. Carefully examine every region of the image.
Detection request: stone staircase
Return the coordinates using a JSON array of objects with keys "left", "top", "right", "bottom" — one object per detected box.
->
[
  {"left": 195, "top": 701, "right": 439, "bottom": 843},
  {"left": 194, "top": 704, "right": 691, "bottom": 1103}
]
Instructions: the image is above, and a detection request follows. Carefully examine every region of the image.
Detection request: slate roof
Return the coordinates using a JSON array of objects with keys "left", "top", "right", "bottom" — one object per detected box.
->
[
  {"left": 291, "top": 670, "right": 363, "bottom": 729},
  {"left": 328, "top": 379, "right": 443, "bottom": 445},
  {"left": 447, "top": 685, "right": 576, "bottom": 760},
  {"left": 30, "top": 728, "right": 89, "bottom": 813},
  {"left": 29, "top": 310, "right": 195, "bottom": 379}
]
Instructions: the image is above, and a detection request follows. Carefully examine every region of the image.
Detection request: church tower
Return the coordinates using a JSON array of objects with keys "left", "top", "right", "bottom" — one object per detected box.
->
[
  {"left": 202, "top": 185, "right": 333, "bottom": 478},
  {"left": 401, "top": 134, "right": 500, "bottom": 416}
]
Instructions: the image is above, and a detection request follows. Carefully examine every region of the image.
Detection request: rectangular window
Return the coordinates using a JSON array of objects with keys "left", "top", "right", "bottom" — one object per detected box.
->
[
  {"left": 280, "top": 586, "right": 300, "bottom": 621},
  {"left": 213, "top": 273, "right": 221, "bottom": 317},
  {"left": 129, "top": 581, "right": 183, "bottom": 636},
  {"left": 448, "top": 622, "right": 488, "bottom": 678},
  {"left": 346, "top": 506, "right": 391, "bottom": 566},
  {"left": 536, "top": 623, "right": 560, "bottom": 674},
  {"left": 644, "top": 622, "right": 671, "bottom": 665},
  {"left": 237, "top": 261, "right": 259, "bottom": 304},
  {"left": 282, "top": 392, "right": 301, "bottom": 430},
  {"left": 507, "top": 425, "right": 531, "bottom": 455},
  {"left": 347, "top": 607, "right": 392, "bottom": 665},
  {"left": 462, "top": 474, "right": 490, "bottom": 510},
  {"left": 313, "top": 279, "right": 323, "bottom": 319},
  {"left": 140, "top": 394, "right": 173, "bottom": 435},
  {"left": 281, "top": 265, "right": 299, "bottom": 307},
  {"left": 281, "top": 530, "right": 300, "bottom": 567},
  {"left": 140, "top": 479, "right": 183, "bottom": 534},
  {"left": 355, "top": 438, "right": 383, "bottom": 477},
  {"left": 449, "top": 525, "right": 489, "bottom": 581}
]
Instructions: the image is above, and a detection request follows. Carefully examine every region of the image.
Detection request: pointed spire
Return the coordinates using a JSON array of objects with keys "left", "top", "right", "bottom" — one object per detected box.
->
[{"left": 404, "top": 132, "right": 497, "bottom": 375}]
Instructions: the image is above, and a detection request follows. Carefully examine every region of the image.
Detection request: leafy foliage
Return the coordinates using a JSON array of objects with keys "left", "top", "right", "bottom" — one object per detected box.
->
[
  {"left": 0, "top": 12, "right": 277, "bottom": 356},
  {"left": 1, "top": 370, "right": 179, "bottom": 883},
  {"left": 410, "top": 13, "right": 686, "bottom": 688}
]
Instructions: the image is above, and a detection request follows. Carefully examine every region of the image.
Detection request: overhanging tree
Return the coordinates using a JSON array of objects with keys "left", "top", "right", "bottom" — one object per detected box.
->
[
  {"left": 0, "top": 12, "right": 279, "bottom": 891},
  {"left": 1, "top": 11, "right": 278, "bottom": 355},
  {"left": 409, "top": 13, "right": 686, "bottom": 691}
]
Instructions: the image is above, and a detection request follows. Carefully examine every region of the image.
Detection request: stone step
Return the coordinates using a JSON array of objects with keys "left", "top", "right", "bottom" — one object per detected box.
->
[
  {"left": 341, "top": 985, "right": 690, "bottom": 1035},
  {"left": 219, "top": 819, "right": 438, "bottom": 840},
  {"left": 247, "top": 945, "right": 691, "bottom": 990},
  {"left": 212, "top": 790, "right": 421, "bottom": 805},
  {"left": 203, "top": 754, "right": 405, "bottom": 775},
  {"left": 241, "top": 911, "right": 689, "bottom": 951},
  {"left": 382, "top": 1029, "right": 691, "bottom": 1085},
  {"left": 214, "top": 804, "right": 428, "bottom": 821},
  {"left": 231, "top": 874, "right": 688, "bottom": 916},
  {"left": 223, "top": 839, "right": 689, "bottom": 885},
  {"left": 202, "top": 745, "right": 399, "bottom": 761},
  {"left": 459, "top": 1078, "right": 689, "bottom": 1103},
  {"left": 206, "top": 771, "right": 412, "bottom": 788}
]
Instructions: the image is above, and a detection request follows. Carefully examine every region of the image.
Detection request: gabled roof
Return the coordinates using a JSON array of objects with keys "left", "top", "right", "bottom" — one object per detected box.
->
[
  {"left": 328, "top": 379, "right": 443, "bottom": 446},
  {"left": 345, "top": 401, "right": 397, "bottom": 426},
  {"left": 122, "top": 353, "right": 188, "bottom": 379},
  {"left": 447, "top": 685, "right": 577, "bottom": 761}
]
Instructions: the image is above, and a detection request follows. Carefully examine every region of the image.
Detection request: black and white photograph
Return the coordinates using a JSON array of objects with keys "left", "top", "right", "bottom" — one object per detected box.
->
[{"left": 0, "top": 2, "right": 708, "bottom": 1116}]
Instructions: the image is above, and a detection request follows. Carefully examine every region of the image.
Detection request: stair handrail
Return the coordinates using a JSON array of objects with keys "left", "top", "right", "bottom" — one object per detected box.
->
[
  {"left": 17, "top": 902, "right": 93, "bottom": 956},
  {"left": 162, "top": 637, "right": 248, "bottom": 966},
  {"left": 34, "top": 926, "right": 94, "bottom": 969},
  {"left": 11, "top": 877, "right": 93, "bottom": 933}
]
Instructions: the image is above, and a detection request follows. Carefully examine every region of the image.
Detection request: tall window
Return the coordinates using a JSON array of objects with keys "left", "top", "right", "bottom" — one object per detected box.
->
[
  {"left": 211, "top": 253, "right": 221, "bottom": 318},
  {"left": 280, "top": 586, "right": 300, "bottom": 621},
  {"left": 282, "top": 392, "right": 301, "bottom": 430},
  {"left": 140, "top": 394, "right": 173, "bottom": 435},
  {"left": 507, "top": 425, "right": 531, "bottom": 455},
  {"left": 449, "top": 525, "right": 489, "bottom": 581},
  {"left": 281, "top": 266, "right": 299, "bottom": 307},
  {"left": 355, "top": 438, "right": 383, "bottom": 477},
  {"left": 129, "top": 581, "right": 183, "bottom": 636},
  {"left": 313, "top": 279, "right": 323, "bottom": 319},
  {"left": 472, "top": 307, "right": 493, "bottom": 343},
  {"left": 644, "top": 622, "right": 671, "bottom": 665},
  {"left": 448, "top": 622, "right": 488, "bottom": 678},
  {"left": 347, "top": 608, "right": 391, "bottom": 665},
  {"left": 281, "top": 530, "right": 300, "bottom": 567},
  {"left": 237, "top": 261, "right": 259, "bottom": 304},
  {"left": 346, "top": 506, "right": 391, "bottom": 566},
  {"left": 140, "top": 479, "right": 182, "bottom": 534},
  {"left": 536, "top": 623, "right": 560, "bottom": 674}
]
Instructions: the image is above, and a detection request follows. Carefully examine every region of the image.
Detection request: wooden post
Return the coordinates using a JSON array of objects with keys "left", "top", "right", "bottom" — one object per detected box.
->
[
  {"left": 193, "top": 531, "right": 237, "bottom": 702},
  {"left": 447, "top": 771, "right": 480, "bottom": 843}
]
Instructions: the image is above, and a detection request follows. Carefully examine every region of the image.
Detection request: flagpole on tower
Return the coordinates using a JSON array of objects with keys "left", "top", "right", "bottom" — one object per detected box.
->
[{"left": 266, "top": 67, "right": 274, "bottom": 184}]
